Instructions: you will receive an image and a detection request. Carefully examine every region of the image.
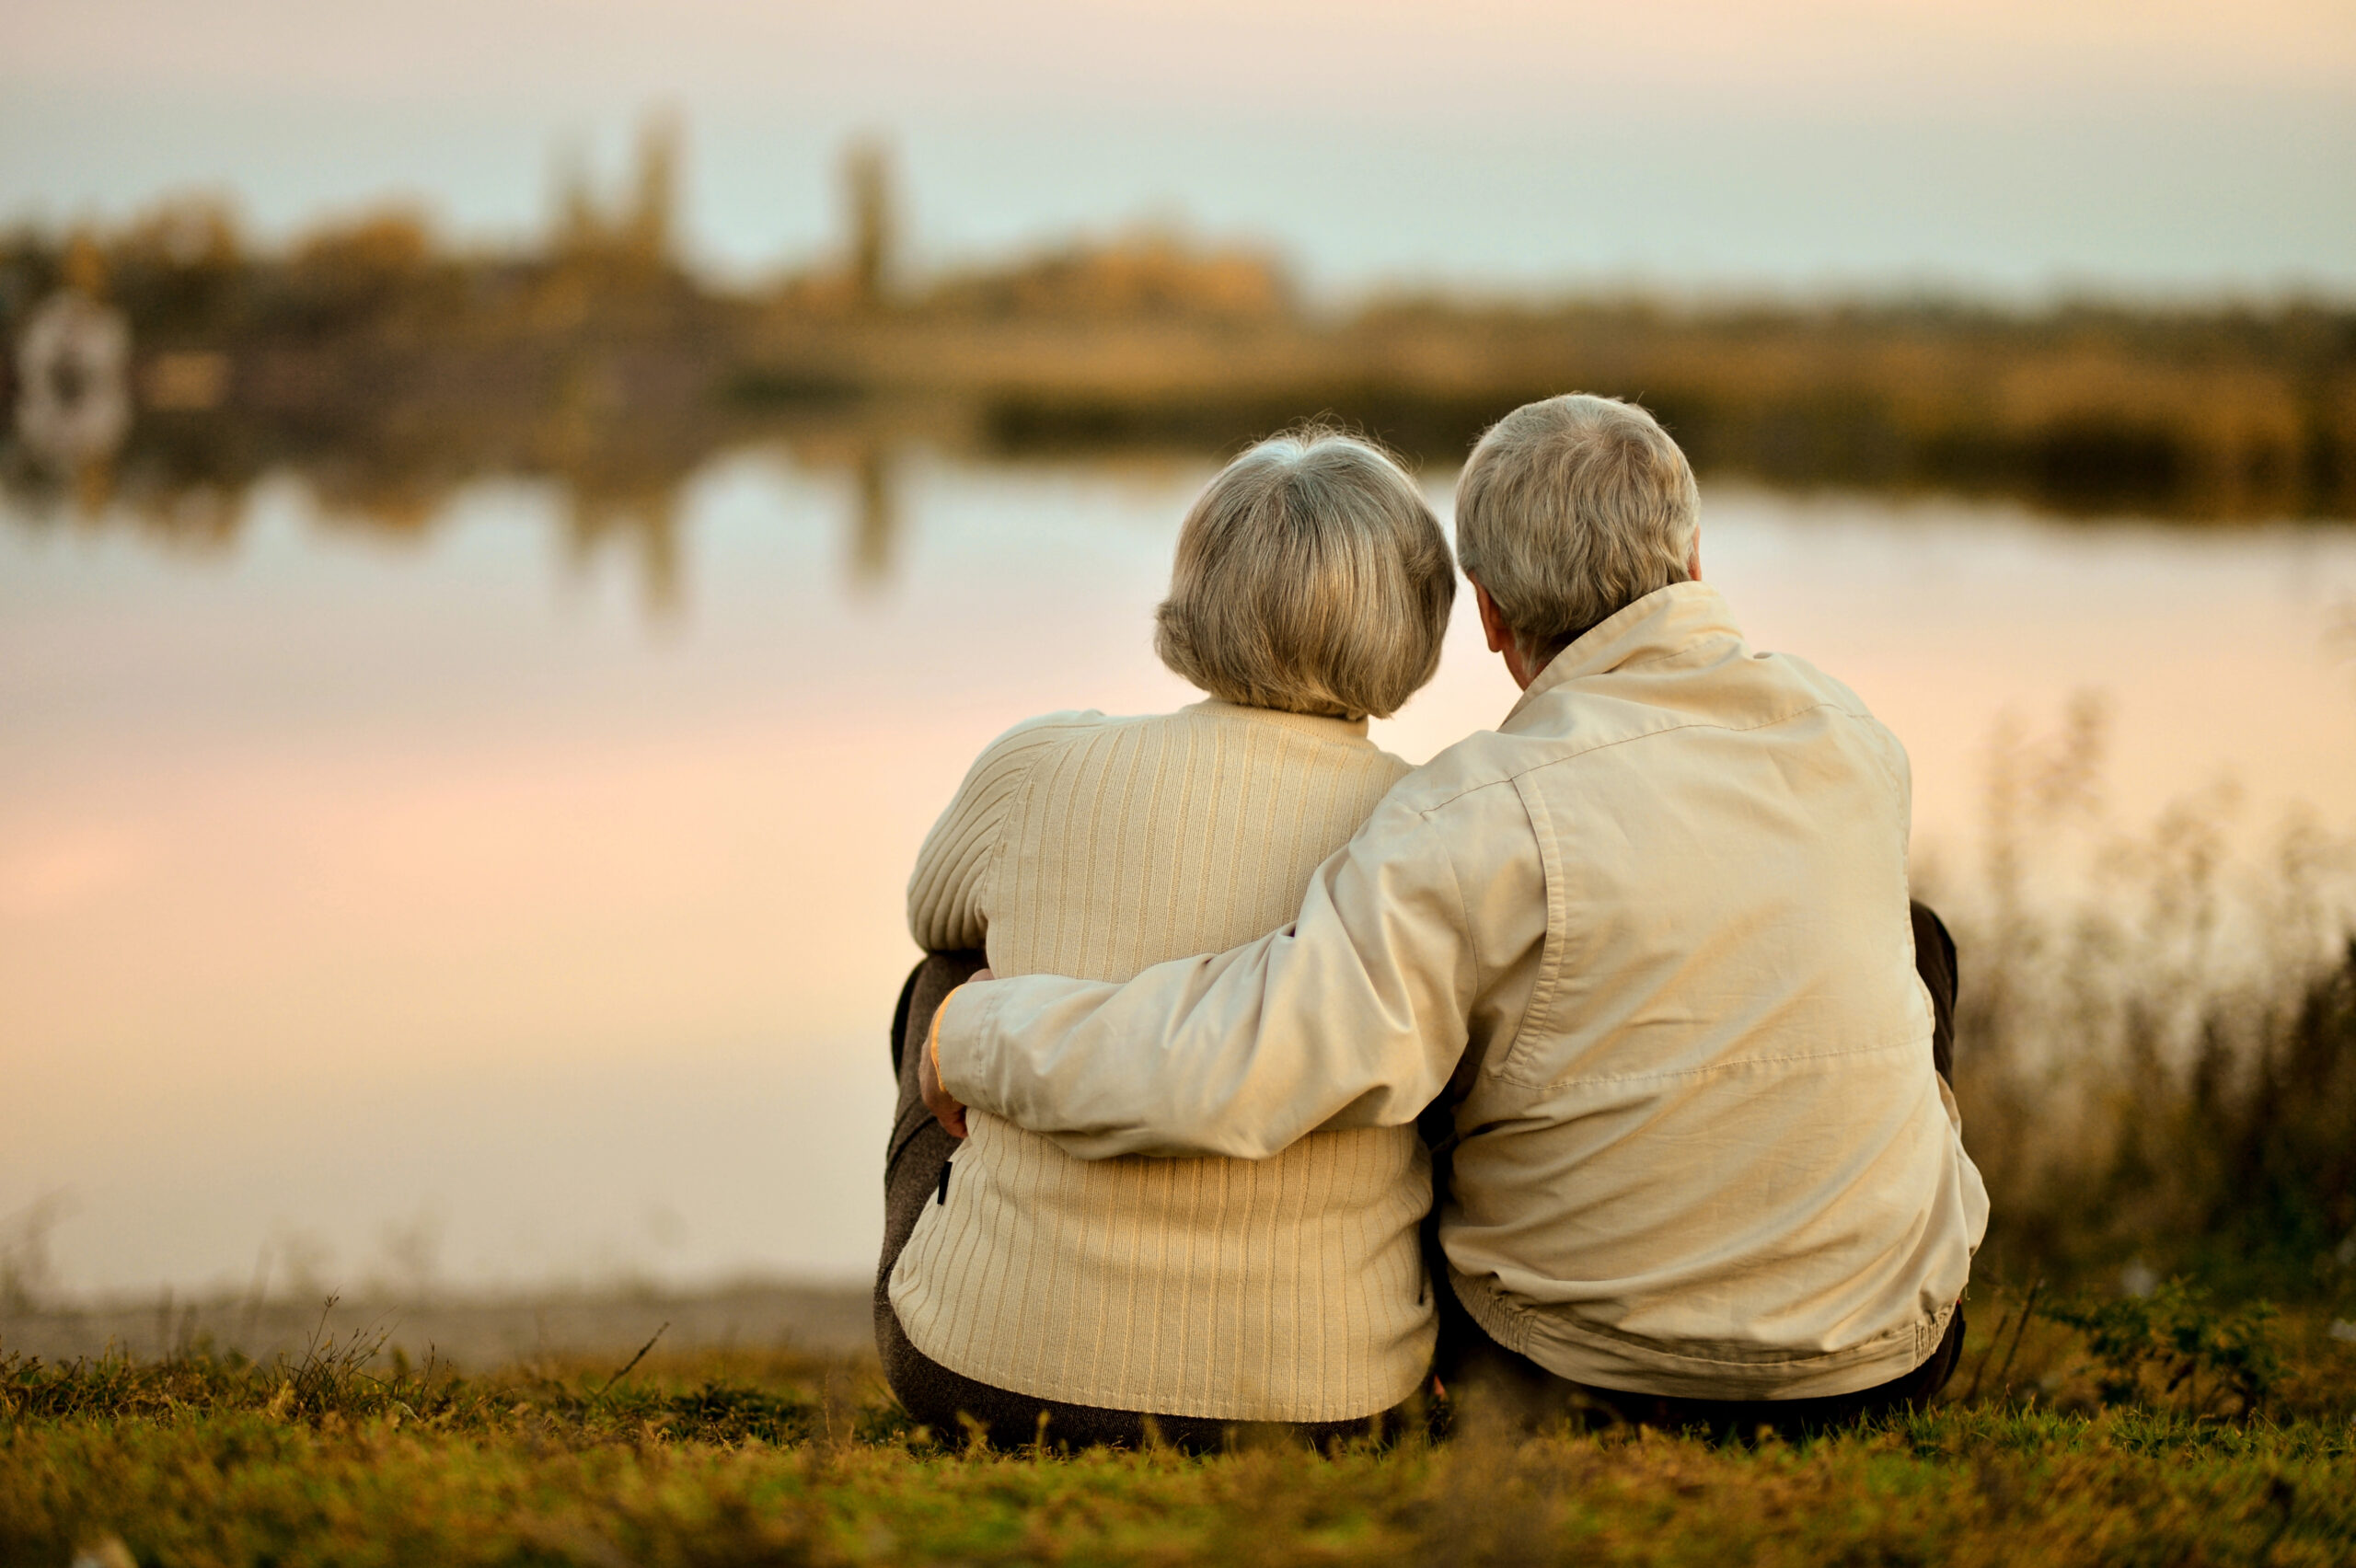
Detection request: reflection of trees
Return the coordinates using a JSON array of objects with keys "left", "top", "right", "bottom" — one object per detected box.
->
[
  {"left": 13, "top": 291, "right": 131, "bottom": 469},
  {"left": 0, "top": 149, "right": 784, "bottom": 611},
  {"left": 0, "top": 398, "right": 922, "bottom": 615},
  {"left": 9, "top": 131, "right": 2355, "bottom": 602},
  {"left": 563, "top": 478, "right": 683, "bottom": 620},
  {"left": 851, "top": 444, "right": 897, "bottom": 587},
  {"left": 0, "top": 189, "right": 857, "bottom": 609}
]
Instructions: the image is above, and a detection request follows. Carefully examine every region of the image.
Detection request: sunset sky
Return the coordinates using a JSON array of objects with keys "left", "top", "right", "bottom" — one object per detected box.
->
[
  {"left": 8, "top": 0, "right": 2352, "bottom": 109},
  {"left": 5, "top": 0, "right": 2352, "bottom": 292}
]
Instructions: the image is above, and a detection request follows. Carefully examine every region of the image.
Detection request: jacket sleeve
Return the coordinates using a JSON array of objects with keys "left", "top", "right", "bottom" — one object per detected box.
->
[
  {"left": 933, "top": 794, "right": 1488, "bottom": 1159},
  {"left": 906, "top": 713, "right": 1093, "bottom": 952}
]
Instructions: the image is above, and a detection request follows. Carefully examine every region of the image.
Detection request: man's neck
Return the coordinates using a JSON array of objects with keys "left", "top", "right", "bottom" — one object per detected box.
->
[{"left": 1500, "top": 639, "right": 1547, "bottom": 691}]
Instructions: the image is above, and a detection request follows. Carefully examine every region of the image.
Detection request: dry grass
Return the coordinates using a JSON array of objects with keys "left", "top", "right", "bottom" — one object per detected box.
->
[
  {"left": 4, "top": 1294, "right": 2353, "bottom": 1568},
  {"left": 1926, "top": 698, "right": 2356, "bottom": 1303}
]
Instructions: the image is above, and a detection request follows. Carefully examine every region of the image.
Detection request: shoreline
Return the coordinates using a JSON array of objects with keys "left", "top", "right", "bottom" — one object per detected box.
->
[{"left": 0, "top": 1280, "right": 877, "bottom": 1370}]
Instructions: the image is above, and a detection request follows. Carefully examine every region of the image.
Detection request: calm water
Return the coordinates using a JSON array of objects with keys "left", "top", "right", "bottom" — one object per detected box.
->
[{"left": 6, "top": 451, "right": 2355, "bottom": 1297}]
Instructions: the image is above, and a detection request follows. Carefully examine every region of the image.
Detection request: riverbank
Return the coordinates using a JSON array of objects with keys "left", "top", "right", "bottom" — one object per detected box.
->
[
  {"left": 0, "top": 1281, "right": 873, "bottom": 1372},
  {"left": 6, "top": 204, "right": 2353, "bottom": 548}
]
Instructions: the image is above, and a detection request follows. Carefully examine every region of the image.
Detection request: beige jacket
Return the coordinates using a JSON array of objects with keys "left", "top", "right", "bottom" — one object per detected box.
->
[
  {"left": 938, "top": 583, "right": 1990, "bottom": 1400},
  {"left": 893, "top": 701, "right": 1437, "bottom": 1422}
]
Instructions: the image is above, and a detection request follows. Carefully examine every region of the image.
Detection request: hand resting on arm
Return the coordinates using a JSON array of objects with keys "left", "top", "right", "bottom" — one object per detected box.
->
[{"left": 918, "top": 967, "right": 987, "bottom": 1138}]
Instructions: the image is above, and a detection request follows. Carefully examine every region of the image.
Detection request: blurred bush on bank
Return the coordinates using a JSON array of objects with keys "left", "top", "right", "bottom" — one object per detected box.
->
[
  {"left": 7, "top": 133, "right": 2353, "bottom": 556},
  {"left": 1928, "top": 697, "right": 2356, "bottom": 1304}
]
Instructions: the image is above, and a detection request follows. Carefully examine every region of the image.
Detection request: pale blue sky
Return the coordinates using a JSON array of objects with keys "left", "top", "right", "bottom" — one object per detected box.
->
[{"left": 4, "top": 0, "right": 2352, "bottom": 296}]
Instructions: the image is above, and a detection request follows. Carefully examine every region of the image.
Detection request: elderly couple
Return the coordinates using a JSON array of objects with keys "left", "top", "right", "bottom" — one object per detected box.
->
[{"left": 874, "top": 394, "right": 1990, "bottom": 1447}]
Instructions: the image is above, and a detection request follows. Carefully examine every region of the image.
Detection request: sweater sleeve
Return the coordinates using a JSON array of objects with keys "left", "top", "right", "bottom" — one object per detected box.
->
[
  {"left": 906, "top": 712, "right": 1097, "bottom": 953},
  {"left": 932, "top": 790, "right": 1505, "bottom": 1159}
]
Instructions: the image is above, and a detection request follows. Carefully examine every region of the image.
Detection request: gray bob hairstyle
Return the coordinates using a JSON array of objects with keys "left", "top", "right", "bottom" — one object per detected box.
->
[
  {"left": 1156, "top": 427, "right": 1455, "bottom": 721},
  {"left": 1454, "top": 394, "right": 1700, "bottom": 662}
]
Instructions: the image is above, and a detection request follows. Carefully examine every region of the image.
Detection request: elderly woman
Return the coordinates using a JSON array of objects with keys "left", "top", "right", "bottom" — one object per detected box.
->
[{"left": 874, "top": 429, "right": 1455, "bottom": 1448}]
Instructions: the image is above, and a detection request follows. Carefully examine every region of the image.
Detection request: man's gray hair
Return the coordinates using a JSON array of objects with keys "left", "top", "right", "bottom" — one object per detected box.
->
[
  {"left": 1454, "top": 394, "right": 1699, "bottom": 662},
  {"left": 1157, "top": 426, "right": 1455, "bottom": 721}
]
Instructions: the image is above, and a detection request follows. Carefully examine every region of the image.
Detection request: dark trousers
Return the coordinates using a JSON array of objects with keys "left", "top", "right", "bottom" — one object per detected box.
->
[
  {"left": 874, "top": 950, "right": 1396, "bottom": 1451},
  {"left": 1427, "top": 899, "right": 1969, "bottom": 1439}
]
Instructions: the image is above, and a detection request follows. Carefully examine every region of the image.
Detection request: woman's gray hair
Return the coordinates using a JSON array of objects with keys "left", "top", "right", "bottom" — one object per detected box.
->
[
  {"left": 1454, "top": 394, "right": 1699, "bottom": 662},
  {"left": 1156, "top": 426, "right": 1455, "bottom": 720}
]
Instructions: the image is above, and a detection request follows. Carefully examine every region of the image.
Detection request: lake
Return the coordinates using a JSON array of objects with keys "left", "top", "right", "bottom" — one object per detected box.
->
[{"left": 4, "top": 449, "right": 2353, "bottom": 1299}]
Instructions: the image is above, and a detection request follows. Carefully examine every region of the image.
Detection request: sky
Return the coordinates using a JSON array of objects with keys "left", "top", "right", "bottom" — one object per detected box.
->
[
  {"left": 4, "top": 0, "right": 2354, "bottom": 295},
  {"left": 8, "top": 0, "right": 2353, "bottom": 110}
]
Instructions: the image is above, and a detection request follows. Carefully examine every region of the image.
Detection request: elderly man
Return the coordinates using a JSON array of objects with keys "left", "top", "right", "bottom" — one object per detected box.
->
[{"left": 923, "top": 394, "right": 1988, "bottom": 1433}]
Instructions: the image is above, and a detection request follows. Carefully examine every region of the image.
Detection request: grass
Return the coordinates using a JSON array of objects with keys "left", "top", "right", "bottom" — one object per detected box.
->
[{"left": 6, "top": 1286, "right": 2355, "bottom": 1567}]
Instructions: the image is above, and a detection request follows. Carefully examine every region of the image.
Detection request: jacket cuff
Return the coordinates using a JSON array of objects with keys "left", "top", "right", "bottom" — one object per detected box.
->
[{"left": 930, "top": 980, "right": 998, "bottom": 1109}]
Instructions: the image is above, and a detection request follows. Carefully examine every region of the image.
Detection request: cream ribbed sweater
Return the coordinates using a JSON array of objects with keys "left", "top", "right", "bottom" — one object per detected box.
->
[{"left": 890, "top": 701, "right": 1437, "bottom": 1422}]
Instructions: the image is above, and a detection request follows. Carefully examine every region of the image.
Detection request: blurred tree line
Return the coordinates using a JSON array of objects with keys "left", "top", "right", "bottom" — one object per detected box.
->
[{"left": 6, "top": 127, "right": 2353, "bottom": 574}]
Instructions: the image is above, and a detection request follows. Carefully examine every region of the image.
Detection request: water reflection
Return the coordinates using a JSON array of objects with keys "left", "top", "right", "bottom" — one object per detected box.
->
[
  {"left": 8, "top": 125, "right": 2353, "bottom": 588},
  {"left": 2, "top": 446, "right": 2353, "bottom": 1302},
  {"left": 560, "top": 477, "right": 684, "bottom": 618},
  {"left": 850, "top": 445, "right": 898, "bottom": 586},
  {"left": 1, "top": 416, "right": 920, "bottom": 617}
]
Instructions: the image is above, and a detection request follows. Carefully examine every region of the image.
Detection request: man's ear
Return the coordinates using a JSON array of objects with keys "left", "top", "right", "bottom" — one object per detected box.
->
[{"left": 1471, "top": 577, "right": 1512, "bottom": 655}]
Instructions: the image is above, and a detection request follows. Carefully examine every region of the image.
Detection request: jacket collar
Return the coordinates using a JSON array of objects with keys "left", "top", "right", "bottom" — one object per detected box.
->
[{"left": 1501, "top": 582, "right": 1743, "bottom": 731}]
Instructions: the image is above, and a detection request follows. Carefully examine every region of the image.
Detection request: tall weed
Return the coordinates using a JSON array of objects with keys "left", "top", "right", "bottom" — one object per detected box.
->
[{"left": 1930, "top": 697, "right": 2356, "bottom": 1300}]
